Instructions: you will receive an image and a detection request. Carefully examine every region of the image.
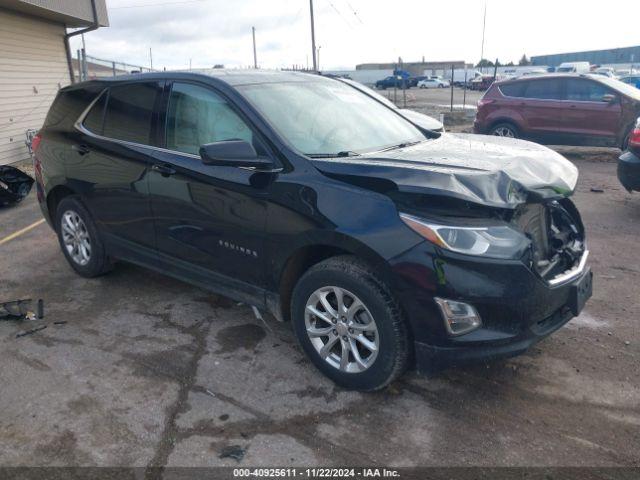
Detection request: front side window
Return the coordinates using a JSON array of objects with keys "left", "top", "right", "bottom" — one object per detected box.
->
[
  {"left": 238, "top": 80, "right": 424, "bottom": 156},
  {"left": 565, "top": 79, "right": 611, "bottom": 102},
  {"left": 102, "top": 82, "right": 159, "bottom": 145},
  {"left": 166, "top": 83, "right": 253, "bottom": 155},
  {"left": 523, "top": 79, "right": 563, "bottom": 100}
]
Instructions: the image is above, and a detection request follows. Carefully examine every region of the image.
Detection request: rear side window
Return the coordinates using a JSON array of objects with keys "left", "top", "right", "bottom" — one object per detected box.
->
[
  {"left": 83, "top": 91, "right": 107, "bottom": 134},
  {"left": 103, "top": 83, "right": 159, "bottom": 145},
  {"left": 565, "top": 79, "right": 611, "bottom": 102},
  {"left": 166, "top": 82, "right": 254, "bottom": 155},
  {"left": 523, "top": 79, "right": 563, "bottom": 100},
  {"left": 498, "top": 82, "right": 526, "bottom": 97}
]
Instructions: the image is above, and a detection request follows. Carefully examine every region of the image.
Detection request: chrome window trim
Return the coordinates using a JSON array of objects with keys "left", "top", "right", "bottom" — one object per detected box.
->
[
  {"left": 74, "top": 87, "right": 282, "bottom": 172},
  {"left": 547, "top": 249, "right": 590, "bottom": 287}
]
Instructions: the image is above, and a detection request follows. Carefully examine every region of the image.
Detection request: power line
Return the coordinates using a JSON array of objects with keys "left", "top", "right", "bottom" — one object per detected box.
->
[
  {"left": 324, "top": 0, "right": 353, "bottom": 28},
  {"left": 111, "top": 0, "right": 208, "bottom": 10},
  {"left": 343, "top": 0, "right": 363, "bottom": 24}
]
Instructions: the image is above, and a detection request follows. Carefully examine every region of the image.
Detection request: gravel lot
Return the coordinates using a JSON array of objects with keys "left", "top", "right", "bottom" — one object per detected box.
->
[{"left": 1, "top": 99, "right": 639, "bottom": 473}]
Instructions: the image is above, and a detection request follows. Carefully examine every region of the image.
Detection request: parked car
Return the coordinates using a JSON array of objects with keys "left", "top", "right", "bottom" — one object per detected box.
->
[
  {"left": 556, "top": 62, "right": 590, "bottom": 73},
  {"left": 337, "top": 78, "right": 444, "bottom": 132},
  {"left": 620, "top": 75, "right": 640, "bottom": 89},
  {"left": 469, "top": 75, "right": 497, "bottom": 91},
  {"left": 33, "top": 70, "right": 591, "bottom": 391},
  {"left": 417, "top": 78, "right": 449, "bottom": 89},
  {"left": 618, "top": 117, "right": 640, "bottom": 192},
  {"left": 474, "top": 74, "right": 640, "bottom": 149},
  {"left": 375, "top": 75, "right": 410, "bottom": 90}
]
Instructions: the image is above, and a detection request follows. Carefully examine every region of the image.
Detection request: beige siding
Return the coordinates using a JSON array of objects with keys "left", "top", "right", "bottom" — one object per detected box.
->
[{"left": 0, "top": 8, "right": 69, "bottom": 165}]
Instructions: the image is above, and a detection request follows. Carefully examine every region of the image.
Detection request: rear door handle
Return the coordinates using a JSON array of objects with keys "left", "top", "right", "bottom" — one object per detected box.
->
[
  {"left": 152, "top": 163, "right": 177, "bottom": 176},
  {"left": 72, "top": 144, "right": 91, "bottom": 155}
]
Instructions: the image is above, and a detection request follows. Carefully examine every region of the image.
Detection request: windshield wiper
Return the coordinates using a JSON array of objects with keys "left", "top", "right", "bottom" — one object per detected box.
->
[
  {"left": 306, "top": 151, "right": 361, "bottom": 158},
  {"left": 378, "top": 140, "right": 422, "bottom": 152}
]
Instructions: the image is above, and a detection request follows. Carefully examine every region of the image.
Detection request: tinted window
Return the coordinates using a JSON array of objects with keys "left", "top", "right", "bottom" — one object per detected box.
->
[
  {"left": 103, "top": 83, "right": 158, "bottom": 144},
  {"left": 565, "top": 79, "right": 611, "bottom": 102},
  {"left": 166, "top": 83, "right": 254, "bottom": 155},
  {"left": 524, "top": 79, "right": 563, "bottom": 100},
  {"left": 499, "top": 82, "right": 526, "bottom": 97},
  {"left": 83, "top": 91, "right": 107, "bottom": 134}
]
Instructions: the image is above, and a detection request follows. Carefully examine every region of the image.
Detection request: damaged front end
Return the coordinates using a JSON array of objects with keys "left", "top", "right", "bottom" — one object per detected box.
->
[{"left": 0, "top": 166, "right": 34, "bottom": 206}]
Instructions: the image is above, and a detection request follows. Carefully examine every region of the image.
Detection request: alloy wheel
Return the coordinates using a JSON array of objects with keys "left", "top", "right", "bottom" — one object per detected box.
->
[
  {"left": 304, "top": 286, "right": 379, "bottom": 373},
  {"left": 493, "top": 126, "right": 515, "bottom": 138},
  {"left": 61, "top": 210, "right": 91, "bottom": 266}
]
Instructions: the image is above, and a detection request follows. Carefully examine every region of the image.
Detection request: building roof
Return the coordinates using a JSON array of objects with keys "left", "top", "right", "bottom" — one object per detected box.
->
[{"left": 0, "top": 0, "right": 109, "bottom": 27}]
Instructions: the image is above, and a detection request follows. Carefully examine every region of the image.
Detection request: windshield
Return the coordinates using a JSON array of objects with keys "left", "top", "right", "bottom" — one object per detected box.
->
[{"left": 238, "top": 80, "right": 424, "bottom": 156}]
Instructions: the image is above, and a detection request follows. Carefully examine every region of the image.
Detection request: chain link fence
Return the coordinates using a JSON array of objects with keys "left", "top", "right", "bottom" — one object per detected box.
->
[{"left": 75, "top": 51, "right": 157, "bottom": 81}]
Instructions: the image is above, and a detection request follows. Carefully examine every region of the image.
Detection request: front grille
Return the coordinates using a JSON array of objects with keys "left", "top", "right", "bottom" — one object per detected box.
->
[{"left": 513, "top": 200, "right": 585, "bottom": 281}]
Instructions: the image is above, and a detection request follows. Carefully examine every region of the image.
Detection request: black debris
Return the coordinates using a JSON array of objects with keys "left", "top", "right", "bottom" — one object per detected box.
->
[
  {"left": 219, "top": 445, "right": 246, "bottom": 462},
  {"left": 37, "top": 299, "right": 44, "bottom": 319},
  {"left": 16, "top": 325, "right": 47, "bottom": 338},
  {"left": 0, "top": 166, "right": 34, "bottom": 206},
  {"left": 590, "top": 188, "right": 604, "bottom": 193},
  {"left": 53, "top": 321, "right": 67, "bottom": 326},
  {"left": 1, "top": 299, "right": 32, "bottom": 321}
]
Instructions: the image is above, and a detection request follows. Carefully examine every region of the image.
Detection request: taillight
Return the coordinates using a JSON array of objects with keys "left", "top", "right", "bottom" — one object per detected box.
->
[
  {"left": 31, "top": 133, "right": 42, "bottom": 154},
  {"left": 629, "top": 124, "right": 640, "bottom": 153},
  {"left": 477, "top": 98, "right": 495, "bottom": 108},
  {"left": 32, "top": 133, "right": 44, "bottom": 202}
]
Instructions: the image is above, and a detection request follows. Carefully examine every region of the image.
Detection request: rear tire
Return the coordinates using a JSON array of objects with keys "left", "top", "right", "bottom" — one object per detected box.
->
[
  {"left": 489, "top": 122, "right": 520, "bottom": 139},
  {"left": 55, "top": 196, "right": 111, "bottom": 278},
  {"left": 291, "top": 256, "right": 410, "bottom": 391}
]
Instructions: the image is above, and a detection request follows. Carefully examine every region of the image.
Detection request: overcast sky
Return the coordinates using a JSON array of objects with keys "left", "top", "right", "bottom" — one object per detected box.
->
[{"left": 70, "top": 0, "right": 640, "bottom": 71}]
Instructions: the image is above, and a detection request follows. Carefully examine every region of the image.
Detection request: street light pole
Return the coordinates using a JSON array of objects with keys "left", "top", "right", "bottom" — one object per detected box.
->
[
  {"left": 252, "top": 26, "right": 258, "bottom": 68},
  {"left": 310, "top": 0, "right": 317, "bottom": 71}
]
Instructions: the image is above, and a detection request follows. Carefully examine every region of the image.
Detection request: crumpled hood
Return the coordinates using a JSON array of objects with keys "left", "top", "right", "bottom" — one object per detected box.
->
[{"left": 311, "top": 133, "right": 578, "bottom": 208}]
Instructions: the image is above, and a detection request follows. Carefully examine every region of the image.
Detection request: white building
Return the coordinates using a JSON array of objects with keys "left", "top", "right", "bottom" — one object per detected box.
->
[{"left": 0, "top": 0, "right": 109, "bottom": 165}]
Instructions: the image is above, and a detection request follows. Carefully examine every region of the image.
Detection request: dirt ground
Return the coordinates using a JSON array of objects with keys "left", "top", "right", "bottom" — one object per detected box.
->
[{"left": 0, "top": 100, "right": 639, "bottom": 472}]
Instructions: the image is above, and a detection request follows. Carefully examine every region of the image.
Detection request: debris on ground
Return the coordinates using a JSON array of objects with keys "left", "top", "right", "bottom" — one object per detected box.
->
[
  {"left": 590, "top": 188, "right": 605, "bottom": 193},
  {"left": 219, "top": 445, "right": 246, "bottom": 462},
  {"left": 15, "top": 325, "right": 47, "bottom": 338},
  {"left": 1, "top": 299, "right": 41, "bottom": 321},
  {"left": 0, "top": 166, "right": 34, "bottom": 206}
]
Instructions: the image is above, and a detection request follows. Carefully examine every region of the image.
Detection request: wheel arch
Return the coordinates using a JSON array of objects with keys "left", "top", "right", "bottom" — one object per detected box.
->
[
  {"left": 46, "top": 185, "right": 77, "bottom": 227},
  {"left": 274, "top": 235, "right": 391, "bottom": 323}
]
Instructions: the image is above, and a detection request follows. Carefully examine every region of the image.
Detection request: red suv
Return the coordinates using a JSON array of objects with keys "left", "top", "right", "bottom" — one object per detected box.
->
[{"left": 474, "top": 74, "right": 640, "bottom": 149}]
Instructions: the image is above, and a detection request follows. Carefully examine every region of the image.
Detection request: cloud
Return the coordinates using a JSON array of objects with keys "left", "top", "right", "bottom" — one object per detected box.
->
[{"left": 72, "top": 0, "right": 640, "bottom": 71}]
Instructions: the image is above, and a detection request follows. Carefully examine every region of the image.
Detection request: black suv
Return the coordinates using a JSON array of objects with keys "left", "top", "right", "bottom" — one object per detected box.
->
[{"left": 33, "top": 71, "right": 592, "bottom": 391}]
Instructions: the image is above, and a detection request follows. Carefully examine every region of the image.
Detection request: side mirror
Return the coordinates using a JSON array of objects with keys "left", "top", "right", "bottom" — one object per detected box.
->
[
  {"left": 602, "top": 93, "right": 617, "bottom": 103},
  {"left": 199, "top": 140, "right": 275, "bottom": 170}
]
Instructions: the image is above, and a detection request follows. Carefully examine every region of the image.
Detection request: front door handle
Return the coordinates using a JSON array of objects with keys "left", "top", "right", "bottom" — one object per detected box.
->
[
  {"left": 72, "top": 144, "right": 91, "bottom": 155},
  {"left": 152, "top": 163, "right": 177, "bottom": 177}
]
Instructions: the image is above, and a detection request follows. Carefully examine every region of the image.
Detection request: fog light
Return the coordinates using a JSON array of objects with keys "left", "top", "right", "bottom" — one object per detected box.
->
[{"left": 434, "top": 298, "right": 482, "bottom": 336}]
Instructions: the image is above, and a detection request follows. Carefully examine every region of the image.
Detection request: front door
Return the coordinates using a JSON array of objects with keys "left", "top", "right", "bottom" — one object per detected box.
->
[
  {"left": 148, "top": 81, "right": 273, "bottom": 299},
  {"left": 562, "top": 78, "right": 622, "bottom": 146}
]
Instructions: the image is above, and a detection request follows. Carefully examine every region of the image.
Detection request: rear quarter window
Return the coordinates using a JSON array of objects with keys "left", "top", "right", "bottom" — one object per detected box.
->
[
  {"left": 498, "top": 82, "right": 526, "bottom": 97},
  {"left": 82, "top": 91, "right": 107, "bottom": 134},
  {"left": 43, "top": 87, "right": 103, "bottom": 130}
]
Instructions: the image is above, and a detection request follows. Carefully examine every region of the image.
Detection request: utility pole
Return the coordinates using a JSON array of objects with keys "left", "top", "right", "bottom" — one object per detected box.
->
[
  {"left": 480, "top": 1, "right": 487, "bottom": 65},
  {"left": 149, "top": 47, "right": 153, "bottom": 70},
  {"left": 317, "top": 46, "right": 321, "bottom": 71},
  {"left": 309, "top": 0, "right": 317, "bottom": 71},
  {"left": 252, "top": 26, "right": 258, "bottom": 69}
]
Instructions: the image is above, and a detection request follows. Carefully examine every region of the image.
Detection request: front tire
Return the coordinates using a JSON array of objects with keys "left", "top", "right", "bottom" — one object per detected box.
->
[
  {"left": 489, "top": 122, "right": 520, "bottom": 139},
  {"left": 291, "top": 256, "right": 410, "bottom": 391},
  {"left": 55, "top": 196, "right": 111, "bottom": 278}
]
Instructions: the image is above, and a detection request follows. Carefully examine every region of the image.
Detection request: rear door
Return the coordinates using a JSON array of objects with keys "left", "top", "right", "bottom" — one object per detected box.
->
[
  {"left": 519, "top": 78, "right": 566, "bottom": 140},
  {"left": 74, "top": 81, "right": 163, "bottom": 259},
  {"left": 148, "top": 81, "right": 273, "bottom": 301},
  {"left": 562, "top": 78, "right": 622, "bottom": 145}
]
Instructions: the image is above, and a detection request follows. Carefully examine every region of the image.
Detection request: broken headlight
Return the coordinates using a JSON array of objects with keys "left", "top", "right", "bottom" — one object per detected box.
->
[{"left": 400, "top": 213, "right": 530, "bottom": 259}]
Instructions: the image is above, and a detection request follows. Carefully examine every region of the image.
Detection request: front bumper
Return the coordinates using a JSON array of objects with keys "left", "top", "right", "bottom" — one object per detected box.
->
[
  {"left": 389, "top": 242, "right": 592, "bottom": 372},
  {"left": 618, "top": 150, "right": 640, "bottom": 192}
]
